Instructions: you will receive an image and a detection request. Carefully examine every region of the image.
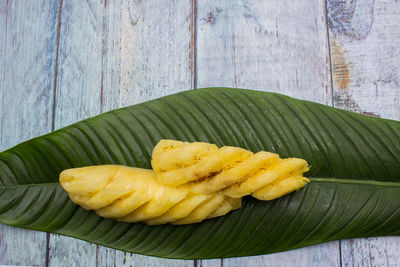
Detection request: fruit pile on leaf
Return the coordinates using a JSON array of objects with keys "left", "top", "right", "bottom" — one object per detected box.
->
[
  {"left": 60, "top": 139, "right": 310, "bottom": 225},
  {"left": 0, "top": 88, "right": 399, "bottom": 259}
]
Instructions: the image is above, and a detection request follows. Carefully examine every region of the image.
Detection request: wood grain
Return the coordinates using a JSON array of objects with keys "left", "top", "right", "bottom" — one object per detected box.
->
[
  {"left": 340, "top": 237, "right": 400, "bottom": 267},
  {"left": 327, "top": 0, "right": 400, "bottom": 266},
  {"left": 0, "top": 1, "right": 59, "bottom": 265},
  {"left": 201, "top": 244, "right": 341, "bottom": 267},
  {"left": 98, "top": 251, "right": 194, "bottom": 267},
  {"left": 100, "top": 0, "right": 194, "bottom": 112},
  {"left": 0, "top": 0, "right": 5, "bottom": 116},
  {"left": 328, "top": 0, "right": 400, "bottom": 120},
  {"left": 196, "top": 0, "right": 332, "bottom": 105},
  {"left": 196, "top": 1, "right": 338, "bottom": 266}
]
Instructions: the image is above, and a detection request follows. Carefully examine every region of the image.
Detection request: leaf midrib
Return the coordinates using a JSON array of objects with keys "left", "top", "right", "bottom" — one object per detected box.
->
[
  {"left": 1, "top": 177, "right": 400, "bottom": 190},
  {"left": 309, "top": 177, "right": 400, "bottom": 187}
]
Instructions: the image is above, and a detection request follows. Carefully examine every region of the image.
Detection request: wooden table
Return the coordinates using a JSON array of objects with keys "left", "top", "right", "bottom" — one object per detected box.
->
[{"left": 1, "top": 1, "right": 399, "bottom": 266}]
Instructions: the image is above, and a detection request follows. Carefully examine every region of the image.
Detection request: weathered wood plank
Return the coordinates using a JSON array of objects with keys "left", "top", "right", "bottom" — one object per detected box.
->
[
  {"left": 199, "top": 259, "right": 222, "bottom": 267},
  {"left": 341, "top": 237, "right": 400, "bottom": 267},
  {"left": 201, "top": 244, "right": 340, "bottom": 267},
  {"left": 0, "top": 0, "right": 5, "bottom": 110},
  {"left": 97, "top": 0, "right": 195, "bottom": 266},
  {"left": 196, "top": 0, "right": 332, "bottom": 105},
  {"left": 52, "top": 0, "right": 104, "bottom": 129},
  {"left": 48, "top": 0, "right": 104, "bottom": 266},
  {"left": 327, "top": 0, "right": 400, "bottom": 266},
  {"left": 100, "top": 0, "right": 195, "bottom": 112},
  {"left": 0, "top": 0, "right": 5, "bottom": 134},
  {"left": 0, "top": 0, "right": 59, "bottom": 265},
  {"left": 328, "top": 0, "right": 400, "bottom": 119},
  {"left": 196, "top": 1, "right": 339, "bottom": 266},
  {"left": 98, "top": 251, "right": 194, "bottom": 267}
]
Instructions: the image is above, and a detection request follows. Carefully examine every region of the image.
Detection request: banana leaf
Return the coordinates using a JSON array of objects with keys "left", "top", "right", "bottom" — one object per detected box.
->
[{"left": 0, "top": 88, "right": 399, "bottom": 259}]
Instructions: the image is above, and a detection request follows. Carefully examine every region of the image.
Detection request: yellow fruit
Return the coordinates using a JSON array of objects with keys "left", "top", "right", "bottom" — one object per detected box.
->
[
  {"left": 252, "top": 176, "right": 310, "bottom": 200},
  {"left": 60, "top": 165, "right": 241, "bottom": 225},
  {"left": 60, "top": 165, "right": 120, "bottom": 195},
  {"left": 59, "top": 139, "right": 310, "bottom": 225},
  {"left": 117, "top": 185, "right": 188, "bottom": 223},
  {"left": 155, "top": 145, "right": 252, "bottom": 186},
  {"left": 172, "top": 193, "right": 226, "bottom": 225},
  {"left": 223, "top": 158, "right": 309, "bottom": 199},
  {"left": 146, "top": 193, "right": 212, "bottom": 225},
  {"left": 191, "top": 151, "right": 279, "bottom": 194},
  {"left": 151, "top": 140, "right": 218, "bottom": 173},
  {"left": 207, "top": 197, "right": 242, "bottom": 219},
  {"left": 151, "top": 140, "right": 310, "bottom": 200},
  {"left": 97, "top": 191, "right": 151, "bottom": 218}
]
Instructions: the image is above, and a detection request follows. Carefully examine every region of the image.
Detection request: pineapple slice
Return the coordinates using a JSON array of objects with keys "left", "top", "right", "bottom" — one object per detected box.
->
[
  {"left": 60, "top": 166, "right": 155, "bottom": 210},
  {"left": 252, "top": 176, "right": 310, "bottom": 200},
  {"left": 151, "top": 139, "right": 310, "bottom": 199},
  {"left": 191, "top": 151, "right": 279, "bottom": 194},
  {"left": 60, "top": 165, "right": 240, "bottom": 225},
  {"left": 151, "top": 140, "right": 218, "bottom": 173},
  {"left": 117, "top": 185, "right": 189, "bottom": 223},
  {"left": 97, "top": 191, "right": 151, "bottom": 218},
  {"left": 146, "top": 193, "right": 212, "bottom": 225},
  {"left": 60, "top": 165, "right": 120, "bottom": 195},
  {"left": 155, "top": 146, "right": 252, "bottom": 186},
  {"left": 207, "top": 197, "right": 242, "bottom": 219},
  {"left": 223, "top": 158, "right": 309, "bottom": 198},
  {"left": 68, "top": 193, "right": 92, "bottom": 210},
  {"left": 172, "top": 193, "right": 226, "bottom": 225},
  {"left": 60, "top": 139, "right": 310, "bottom": 225}
]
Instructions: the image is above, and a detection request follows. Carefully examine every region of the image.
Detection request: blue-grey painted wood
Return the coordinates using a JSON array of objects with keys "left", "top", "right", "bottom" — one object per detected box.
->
[
  {"left": 100, "top": 0, "right": 195, "bottom": 113},
  {"left": 195, "top": 1, "right": 339, "bottom": 266},
  {"left": 195, "top": 0, "right": 333, "bottom": 105},
  {"left": 98, "top": 251, "right": 194, "bottom": 267},
  {"left": 0, "top": 0, "right": 59, "bottom": 265},
  {"left": 327, "top": 0, "right": 400, "bottom": 266},
  {"left": 328, "top": 0, "right": 400, "bottom": 120},
  {"left": 201, "top": 244, "right": 341, "bottom": 267}
]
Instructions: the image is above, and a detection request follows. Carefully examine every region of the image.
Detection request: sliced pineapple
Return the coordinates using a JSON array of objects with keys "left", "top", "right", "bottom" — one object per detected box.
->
[
  {"left": 68, "top": 193, "right": 92, "bottom": 210},
  {"left": 155, "top": 146, "right": 252, "bottom": 186},
  {"left": 60, "top": 165, "right": 120, "bottom": 195},
  {"left": 152, "top": 140, "right": 218, "bottom": 173},
  {"left": 118, "top": 185, "right": 189, "bottom": 223},
  {"left": 96, "top": 191, "right": 151, "bottom": 218},
  {"left": 207, "top": 197, "right": 242, "bottom": 219},
  {"left": 252, "top": 176, "right": 310, "bottom": 200},
  {"left": 60, "top": 166, "right": 155, "bottom": 210},
  {"left": 60, "top": 139, "right": 310, "bottom": 225},
  {"left": 146, "top": 193, "right": 212, "bottom": 225},
  {"left": 60, "top": 164, "right": 239, "bottom": 225},
  {"left": 223, "top": 158, "right": 309, "bottom": 198},
  {"left": 151, "top": 139, "right": 309, "bottom": 199},
  {"left": 172, "top": 192, "right": 226, "bottom": 225},
  {"left": 191, "top": 151, "right": 279, "bottom": 194}
]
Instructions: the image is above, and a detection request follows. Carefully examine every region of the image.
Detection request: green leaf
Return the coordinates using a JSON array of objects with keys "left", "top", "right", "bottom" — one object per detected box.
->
[{"left": 0, "top": 88, "right": 399, "bottom": 259}]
